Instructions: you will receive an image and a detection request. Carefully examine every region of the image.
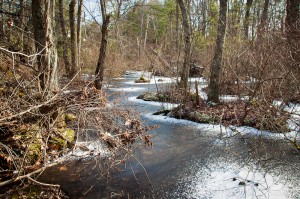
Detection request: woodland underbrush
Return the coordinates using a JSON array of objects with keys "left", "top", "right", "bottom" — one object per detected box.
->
[
  {"left": 138, "top": 33, "right": 300, "bottom": 140},
  {"left": 0, "top": 53, "right": 155, "bottom": 196}
]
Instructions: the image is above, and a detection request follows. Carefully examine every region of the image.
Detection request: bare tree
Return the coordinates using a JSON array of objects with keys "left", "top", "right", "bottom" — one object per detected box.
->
[
  {"left": 257, "top": 0, "right": 270, "bottom": 39},
  {"left": 0, "top": 0, "right": 3, "bottom": 36},
  {"left": 177, "top": 0, "right": 191, "bottom": 91},
  {"left": 116, "top": 0, "right": 123, "bottom": 19},
  {"left": 32, "top": 0, "right": 58, "bottom": 91},
  {"left": 207, "top": 0, "right": 228, "bottom": 103},
  {"left": 18, "top": 0, "right": 25, "bottom": 51},
  {"left": 59, "top": 0, "right": 71, "bottom": 76},
  {"left": 95, "top": 0, "right": 111, "bottom": 89},
  {"left": 243, "top": 0, "right": 253, "bottom": 39},
  {"left": 286, "top": 0, "right": 300, "bottom": 67},
  {"left": 201, "top": 0, "right": 208, "bottom": 36},
  {"left": 69, "top": 0, "right": 78, "bottom": 77},
  {"left": 77, "top": 0, "right": 83, "bottom": 68}
]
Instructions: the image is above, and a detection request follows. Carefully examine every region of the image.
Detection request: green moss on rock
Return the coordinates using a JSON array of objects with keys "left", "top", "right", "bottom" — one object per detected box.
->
[
  {"left": 135, "top": 76, "right": 150, "bottom": 83},
  {"left": 65, "top": 113, "right": 77, "bottom": 122},
  {"left": 189, "top": 111, "right": 214, "bottom": 123}
]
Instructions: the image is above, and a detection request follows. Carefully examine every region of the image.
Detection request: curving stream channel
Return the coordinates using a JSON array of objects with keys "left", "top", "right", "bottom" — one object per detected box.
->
[{"left": 41, "top": 72, "right": 300, "bottom": 199}]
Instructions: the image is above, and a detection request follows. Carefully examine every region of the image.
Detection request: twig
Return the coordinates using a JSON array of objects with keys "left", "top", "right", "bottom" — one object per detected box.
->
[
  {"left": 27, "top": 176, "right": 60, "bottom": 187},
  {"left": 0, "top": 161, "right": 59, "bottom": 187}
]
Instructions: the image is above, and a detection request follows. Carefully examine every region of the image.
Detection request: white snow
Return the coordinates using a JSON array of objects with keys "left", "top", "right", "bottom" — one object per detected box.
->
[
  {"left": 71, "top": 141, "right": 111, "bottom": 158},
  {"left": 124, "top": 76, "right": 177, "bottom": 85},
  {"left": 142, "top": 108, "right": 298, "bottom": 141},
  {"left": 127, "top": 96, "right": 179, "bottom": 110},
  {"left": 109, "top": 87, "right": 146, "bottom": 92},
  {"left": 123, "top": 72, "right": 207, "bottom": 86}
]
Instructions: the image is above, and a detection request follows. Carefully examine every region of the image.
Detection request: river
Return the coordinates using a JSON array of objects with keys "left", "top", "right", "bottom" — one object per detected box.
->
[{"left": 41, "top": 71, "right": 300, "bottom": 199}]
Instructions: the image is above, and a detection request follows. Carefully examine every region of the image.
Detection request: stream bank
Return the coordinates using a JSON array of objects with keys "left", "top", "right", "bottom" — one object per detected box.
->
[{"left": 39, "top": 71, "right": 300, "bottom": 198}]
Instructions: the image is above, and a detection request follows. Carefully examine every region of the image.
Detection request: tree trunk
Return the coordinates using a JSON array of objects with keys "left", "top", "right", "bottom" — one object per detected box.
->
[
  {"left": 0, "top": 0, "right": 3, "bottom": 37},
  {"left": 177, "top": 0, "right": 191, "bottom": 91},
  {"left": 77, "top": 0, "right": 83, "bottom": 69},
  {"left": 201, "top": 1, "right": 207, "bottom": 36},
  {"left": 144, "top": 15, "right": 149, "bottom": 49},
  {"left": 69, "top": 0, "right": 77, "bottom": 78},
  {"left": 207, "top": 0, "right": 228, "bottom": 103},
  {"left": 286, "top": 0, "right": 300, "bottom": 68},
  {"left": 94, "top": 1, "right": 110, "bottom": 90},
  {"left": 243, "top": 0, "right": 253, "bottom": 39},
  {"left": 7, "top": 0, "right": 14, "bottom": 43},
  {"left": 32, "top": 0, "right": 58, "bottom": 91},
  {"left": 59, "top": 0, "right": 70, "bottom": 75},
  {"left": 18, "top": 0, "right": 25, "bottom": 52},
  {"left": 230, "top": 0, "right": 241, "bottom": 36},
  {"left": 257, "top": 0, "right": 269, "bottom": 39},
  {"left": 117, "top": 0, "right": 123, "bottom": 18}
]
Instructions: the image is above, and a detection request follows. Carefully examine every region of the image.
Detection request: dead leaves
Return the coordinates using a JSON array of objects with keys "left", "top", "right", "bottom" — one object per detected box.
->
[
  {"left": 172, "top": 100, "right": 290, "bottom": 132},
  {"left": 144, "top": 135, "right": 152, "bottom": 146},
  {"left": 122, "top": 131, "right": 132, "bottom": 141},
  {"left": 100, "top": 132, "right": 117, "bottom": 149},
  {"left": 0, "top": 153, "right": 13, "bottom": 164}
]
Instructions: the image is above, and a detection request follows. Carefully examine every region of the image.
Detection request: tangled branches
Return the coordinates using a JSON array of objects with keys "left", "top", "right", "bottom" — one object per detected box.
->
[{"left": 0, "top": 48, "right": 156, "bottom": 192}]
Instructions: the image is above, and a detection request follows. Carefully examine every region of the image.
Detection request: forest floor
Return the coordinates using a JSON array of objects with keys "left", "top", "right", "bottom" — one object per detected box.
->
[{"left": 1, "top": 184, "right": 69, "bottom": 199}]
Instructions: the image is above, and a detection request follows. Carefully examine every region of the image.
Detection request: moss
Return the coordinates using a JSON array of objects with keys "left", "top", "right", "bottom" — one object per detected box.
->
[
  {"left": 243, "top": 119, "right": 256, "bottom": 126},
  {"left": 61, "top": 128, "right": 75, "bottom": 142},
  {"left": 7, "top": 70, "right": 14, "bottom": 78},
  {"left": 50, "top": 128, "right": 75, "bottom": 150},
  {"left": 134, "top": 76, "right": 150, "bottom": 83},
  {"left": 156, "top": 93, "right": 168, "bottom": 101},
  {"left": 137, "top": 92, "right": 158, "bottom": 101},
  {"left": 189, "top": 111, "right": 214, "bottom": 123},
  {"left": 56, "top": 113, "right": 67, "bottom": 128},
  {"left": 27, "top": 142, "right": 41, "bottom": 164},
  {"left": 65, "top": 113, "right": 77, "bottom": 122},
  {"left": 0, "top": 65, "right": 8, "bottom": 71}
]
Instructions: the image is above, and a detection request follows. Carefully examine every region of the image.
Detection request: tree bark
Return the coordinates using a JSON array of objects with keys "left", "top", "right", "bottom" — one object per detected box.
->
[
  {"left": 77, "top": 0, "right": 83, "bottom": 69},
  {"left": 201, "top": 0, "right": 207, "bottom": 36},
  {"left": 0, "top": 0, "right": 3, "bottom": 37},
  {"left": 243, "top": 0, "right": 253, "bottom": 39},
  {"left": 117, "top": 0, "right": 123, "bottom": 19},
  {"left": 95, "top": 1, "right": 110, "bottom": 90},
  {"left": 59, "top": 0, "right": 70, "bottom": 75},
  {"left": 286, "top": 0, "right": 300, "bottom": 68},
  {"left": 69, "top": 0, "right": 77, "bottom": 78},
  {"left": 257, "top": 0, "right": 269, "bottom": 39},
  {"left": 207, "top": 0, "right": 228, "bottom": 103},
  {"left": 177, "top": 0, "right": 191, "bottom": 91},
  {"left": 32, "top": 0, "right": 58, "bottom": 91},
  {"left": 18, "top": 0, "right": 25, "bottom": 52}
]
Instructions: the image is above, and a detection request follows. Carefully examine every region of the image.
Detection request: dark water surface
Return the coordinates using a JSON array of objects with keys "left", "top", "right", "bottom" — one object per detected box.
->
[{"left": 41, "top": 72, "right": 300, "bottom": 199}]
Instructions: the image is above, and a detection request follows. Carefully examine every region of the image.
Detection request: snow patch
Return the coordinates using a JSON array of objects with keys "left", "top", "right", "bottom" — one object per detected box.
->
[
  {"left": 71, "top": 141, "right": 111, "bottom": 158},
  {"left": 127, "top": 96, "right": 179, "bottom": 110},
  {"left": 109, "top": 87, "right": 146, "bottom": 92}
]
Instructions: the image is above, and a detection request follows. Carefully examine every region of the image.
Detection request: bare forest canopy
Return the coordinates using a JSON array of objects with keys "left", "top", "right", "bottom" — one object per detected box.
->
[{"left": 0, "top": 0, "right": 299, "bottom": 197}]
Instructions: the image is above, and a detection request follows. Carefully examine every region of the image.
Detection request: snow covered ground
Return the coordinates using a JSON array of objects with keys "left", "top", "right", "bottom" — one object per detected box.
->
[
  {"left": 122, "top": 70, "right": 207, "bottom": 86},
  {"left": 129, "top": 95, "right": 299, "bottom": 141}
]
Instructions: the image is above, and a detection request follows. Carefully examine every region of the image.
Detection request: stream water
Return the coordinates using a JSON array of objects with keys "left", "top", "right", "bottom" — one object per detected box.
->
[{"left": 41, "top": 72, "right": 300, "bottom": 199}]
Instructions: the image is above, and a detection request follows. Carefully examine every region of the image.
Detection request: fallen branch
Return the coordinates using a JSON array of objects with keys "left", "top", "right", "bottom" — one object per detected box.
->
[
  {"left": 0, "top": 160, "right": 60, "bottom": 187},
  {"left": 27, "top": 176, "right": 60, "bottom": 187}
]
